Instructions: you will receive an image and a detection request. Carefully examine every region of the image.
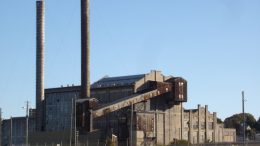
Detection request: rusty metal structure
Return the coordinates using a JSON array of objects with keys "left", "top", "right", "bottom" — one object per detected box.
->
[{"left": 36, "top": 0, "right": 45, "bottom": 131}]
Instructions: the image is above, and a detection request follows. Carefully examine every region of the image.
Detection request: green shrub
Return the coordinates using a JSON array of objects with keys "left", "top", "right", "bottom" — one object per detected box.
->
[{"left": 106, "top": 137, "right": 116, "bottom": 146}]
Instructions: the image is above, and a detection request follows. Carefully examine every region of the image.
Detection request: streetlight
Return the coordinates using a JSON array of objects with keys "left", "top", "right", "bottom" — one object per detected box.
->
[{"left": 22, "top": 101, "right": 29, "bottom": 146}]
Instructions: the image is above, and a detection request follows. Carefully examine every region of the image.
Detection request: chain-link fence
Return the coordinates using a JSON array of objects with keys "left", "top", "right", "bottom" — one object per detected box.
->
[
  {"left": 189, "top": 142, "right": 260, "bottom": 146},
  {"left": 7, "top": 140, "right": 118, "bottom": 146},
  {"left": 6, "top": 141, "right": 260, "bottom": 146}
]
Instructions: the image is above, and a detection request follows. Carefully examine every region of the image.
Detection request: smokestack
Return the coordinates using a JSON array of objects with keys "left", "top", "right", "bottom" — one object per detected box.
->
[
  {"left": 81, "top": 0, "right": 90, "bottom": 98},
  {"left": 36, "top": 0, "right": 45, "bottom": 131}
]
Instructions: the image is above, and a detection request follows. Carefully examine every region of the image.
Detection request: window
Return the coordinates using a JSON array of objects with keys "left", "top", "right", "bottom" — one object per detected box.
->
[
  {"left": 179, "top": 82, "right": 184, "bottom": 99},
  {"left": 193, "top": 122, "right": 198, "bottom": 129},
  {"left": 208, "top": 122, "right": 213, "bottom": 130},
  {"left": 201, "top": 122, "right": 206, "bottom": 129},
  {"left": 179, "top": 94, "right": 184, "bottom": 99}
]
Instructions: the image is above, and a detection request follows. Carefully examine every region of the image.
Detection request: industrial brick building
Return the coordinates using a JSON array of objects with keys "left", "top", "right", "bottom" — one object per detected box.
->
[
  {"left": 32, "top": 71, "right": 236, "bottom": 145},
  {"left": 1, "top": 71, "right": 236, "bottom": 146}
]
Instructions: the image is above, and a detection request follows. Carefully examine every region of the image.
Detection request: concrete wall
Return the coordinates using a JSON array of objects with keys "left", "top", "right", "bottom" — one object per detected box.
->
[
  {"left": 182, "top": 105, "right": 236, "bottom": 144},
  {"left": 222, "top": 128, "right": 236, "bottom": 142},
  {"left": 164, "top": 104, "right": 182, "bottom": 144},
  {"left": 135, "top": 70, "right": 165, "bottom": 92},
  {"left": 132, "top": 93, "right": 183, "bottom": 146}
]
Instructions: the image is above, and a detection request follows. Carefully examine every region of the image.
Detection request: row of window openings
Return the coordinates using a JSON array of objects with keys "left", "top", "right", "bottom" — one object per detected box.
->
[{"left": 191, "top": 122, "right": 214, "bottom": 130}]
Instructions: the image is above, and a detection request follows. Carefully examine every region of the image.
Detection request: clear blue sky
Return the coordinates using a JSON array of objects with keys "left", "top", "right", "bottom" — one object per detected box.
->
[{"left": 0, "top": 0, "right": 259, "bottom": 121}]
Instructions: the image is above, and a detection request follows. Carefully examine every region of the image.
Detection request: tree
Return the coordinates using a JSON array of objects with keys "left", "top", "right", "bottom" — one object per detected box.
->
[
  {"left": 224, "top": 113, "right": 256, "bottom": 135},
  {"left": 256, "top": 117, "right": 260, "bottom": 132},
  {"left": 217, "top": 118, "right": 223, "bottom": 124}
]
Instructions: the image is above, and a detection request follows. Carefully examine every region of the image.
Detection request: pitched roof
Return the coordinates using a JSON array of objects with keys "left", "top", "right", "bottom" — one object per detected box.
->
[{"left": 91, "top": 74, "right": 145, "bottom": 88}]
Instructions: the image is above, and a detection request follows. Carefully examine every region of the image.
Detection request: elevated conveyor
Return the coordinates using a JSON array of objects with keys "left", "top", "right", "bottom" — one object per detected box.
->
[
  {"left": 92, "top": 81, "right": 173, "bottom": 118},
  {"left": 93, "top": 89, "right": 161, "bottom": 118}
]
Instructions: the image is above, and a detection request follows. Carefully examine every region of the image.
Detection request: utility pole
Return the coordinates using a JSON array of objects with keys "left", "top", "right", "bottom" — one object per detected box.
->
[
  {"left": 70, "top": 98, "right": 73, "bottom": 146},
  {"left": 242, "top": 91, "right": 246, "bottom": 146},
  {"left": 130, "top": 102, "right": 133, "bottom": 146},
  {"left": 22, "top": 101, "right": 29, "bottom": 146},
  {"left": 26, "top": 101, "right": 29, "bottom": 146},
  {"left": 74, "top": 97, "right": 77, "bottom": 146},
  {"left": 10, "top": 117, "right": 12, "bottom": 146}
]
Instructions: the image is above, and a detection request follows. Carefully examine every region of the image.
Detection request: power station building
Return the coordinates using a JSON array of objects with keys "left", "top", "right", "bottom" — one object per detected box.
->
[
  {"left": 0, "top": 0, "right": 236, "bottom": 145},
  {"left": 43, "top": 70, "right": 235, "bottom": 145},
  {"left": 1, "top": 71, "right": 236, "bottom": 146}
]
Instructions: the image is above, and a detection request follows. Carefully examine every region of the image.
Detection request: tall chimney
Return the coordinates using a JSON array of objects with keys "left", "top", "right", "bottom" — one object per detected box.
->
[
  {"left": 81, "top": 0, "right": 90, "bottom": 98},
  {"left": 36, "top": 0, "right": 45, "bottom": 131}
]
